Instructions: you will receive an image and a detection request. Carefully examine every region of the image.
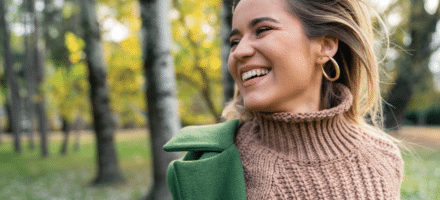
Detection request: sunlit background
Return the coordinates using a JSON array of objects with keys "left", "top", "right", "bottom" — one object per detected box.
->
[{"left": 1, "top": 0, "right": 440, "bottom": 199}]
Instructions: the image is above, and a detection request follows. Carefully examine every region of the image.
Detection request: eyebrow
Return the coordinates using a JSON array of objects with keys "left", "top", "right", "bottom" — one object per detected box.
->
[{"left": 229, "top": 17, "right": 280, "bottom": 39}]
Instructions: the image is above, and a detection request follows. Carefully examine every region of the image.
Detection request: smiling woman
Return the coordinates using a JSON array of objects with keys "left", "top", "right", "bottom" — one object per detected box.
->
[{"left": 164, "top": 0, "right": 404, "bottom": 199}]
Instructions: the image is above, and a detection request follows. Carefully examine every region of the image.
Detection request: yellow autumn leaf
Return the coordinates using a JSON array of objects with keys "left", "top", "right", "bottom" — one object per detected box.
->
[
  {"left": 121, "top": 36, "right": 141, "bottom": 57},
  {"left": 65, "top": 32, "right": 84, "bottom": 53},
  {"left": 201, "top": 39, "right": 213, "bottom": 49},
  {"left": 69, "top": 53, "right": 81, "bottom": 64}
]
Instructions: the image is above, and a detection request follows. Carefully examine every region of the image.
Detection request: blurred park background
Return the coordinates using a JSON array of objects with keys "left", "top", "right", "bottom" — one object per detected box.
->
[{"left": 0, "top": 0, "right": 439, "bottom": 199}]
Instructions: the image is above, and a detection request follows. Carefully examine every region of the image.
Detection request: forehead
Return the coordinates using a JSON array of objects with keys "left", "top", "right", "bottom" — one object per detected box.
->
[{"left": 232, "top": 0, "right": 288, "bottom": 25}]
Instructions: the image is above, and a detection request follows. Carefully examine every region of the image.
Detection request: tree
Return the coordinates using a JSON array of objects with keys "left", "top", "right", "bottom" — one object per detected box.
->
[
  {"left": 102, "top": 1, "right": 146, "bottom": 129},
  {"left": 22, "top": 0, "right": 36, "bottom": 149},
  {"left": 382, "top": 0, "right": 440, "bottom": 130},
  {"left": 22, "top": 0, "right": 49, "bottom": 157},
  {"left": 140, "top": 0, "right": 181, "bottom": 199},
  {"left": 48, "top": 62, "right": 90, "bottom": 154},
  {"left": 80, "top": 0, "right": 125, "bottom": 184},
  {"left": 32, "top": 0, "right": 50, "bottom": 157},
  {"left": 43, "top": 0, "right": 91, "bottom": 152},
  {"left": 171, "top": 0, "right": 223, "bottom": 124},
  {"left": 1, "top": 0, "right": 22, "bottom": 153},
  {"left": 60, "top": 118, "right": 71, "bottom": 155},
  {"left": 222, "top": 0, "right": 234, "bottom": 104}
]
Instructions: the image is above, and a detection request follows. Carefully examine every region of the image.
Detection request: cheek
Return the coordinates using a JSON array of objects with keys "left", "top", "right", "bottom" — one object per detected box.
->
[
  {"left": 227, "top": 56, "right": 236, "bottom": 77},
  {"left": 228, "top": 53, "right": 233, "bottom": 74}
]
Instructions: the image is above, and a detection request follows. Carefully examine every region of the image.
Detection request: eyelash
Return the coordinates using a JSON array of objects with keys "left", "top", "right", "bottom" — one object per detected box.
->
[
  {"left": 229, "top": 26, "right": 273, "bottom": 48},
  {"left": 256, "top": 26, "right": 272, "bottom": 35},
  {"left": 230, "top": 41, "right": 239, "bottom": 47}
]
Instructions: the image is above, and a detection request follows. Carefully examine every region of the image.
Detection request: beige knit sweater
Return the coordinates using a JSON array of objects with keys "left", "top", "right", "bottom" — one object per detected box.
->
[{"left": 234, "top": 84, "right": 404, "bottom": 200}]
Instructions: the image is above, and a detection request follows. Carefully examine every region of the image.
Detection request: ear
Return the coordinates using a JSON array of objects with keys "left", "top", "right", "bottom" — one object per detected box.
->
[{"left": 314, "top": 36, "right": 339, "bottom": 65}]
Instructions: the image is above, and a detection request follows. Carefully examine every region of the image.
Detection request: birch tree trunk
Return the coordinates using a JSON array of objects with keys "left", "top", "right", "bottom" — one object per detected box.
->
[
  {"left": 80, "top": 0, "right": 124, "bottom": 184},
  {"left": 1, "top": 0, "right": 22, "bottom": 153},
  {"left": 140, "top": 0, "right": 181, "bottom": 199},
  {"left": 222, "top": 0, "right": 235, "bottom": 104}
]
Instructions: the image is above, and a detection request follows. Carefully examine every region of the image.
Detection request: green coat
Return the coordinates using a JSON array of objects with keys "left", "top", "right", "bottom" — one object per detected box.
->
[{"left": 163, "top": 120, "right": 247, "bottom": 200}]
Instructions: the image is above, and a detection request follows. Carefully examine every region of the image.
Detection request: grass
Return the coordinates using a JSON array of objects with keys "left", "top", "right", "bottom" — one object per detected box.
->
[
  {"left": 0, "top": 129, "right": 153, "bottom": 200},
  {"left": 396, "top": 126, "right": 440, "bottom": 199},
  {"left": 0, "top": 127, "right": 439, "bottom": 199},
  {"left": 401, "top": 147, "right": 440, "bottom": 200}
]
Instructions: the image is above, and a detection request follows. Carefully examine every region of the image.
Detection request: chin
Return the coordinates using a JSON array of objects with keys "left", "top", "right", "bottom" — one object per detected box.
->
[{"left": 243, "top": 98, "right": 276, "bottom": 113}]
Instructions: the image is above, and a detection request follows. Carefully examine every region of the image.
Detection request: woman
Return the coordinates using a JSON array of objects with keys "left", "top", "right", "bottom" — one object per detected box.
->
[{"left": 164, "top": 0, "right": 404, "bottom": 199}]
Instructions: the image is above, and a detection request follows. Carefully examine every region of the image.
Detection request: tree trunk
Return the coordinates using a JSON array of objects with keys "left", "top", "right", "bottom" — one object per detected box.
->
[
  {"left": 140, "top": 0, "right": 181, "bottom": 199},
  {"left": 80, "top": 0, "right": 124, "bottom": 185},
  {"left": 60, "top": 118, "right": 70, "bottom": 155},
  {"left": 27, "top": 129, "right": 35, "bottom": 150},
  {"left": 417, "top": 111, "right": 425, "bottom": 126},
  {"left": 35, "top": 96, "right": 49, "bottom": 157},
  {"left": 1, "top": 0, "right": 22, "bottom": 153},
  {"left": 222, "top": 0, "right": 235, "bottom": 105},
  {"left": 24, "top": 0, "right": 49, "bottom": 157},
  {"left": 73, "top": 118, "right": 82, "bottom": 152},
  {"left": 5, "top": 99, "right": 12, "bottom": 133},
  {"left": 74, "top": 130, "right": 80, "bottom": 152},
  {"left": 23, "top": 0, "right": 37, "bottom": 151},
  {"left": 0, "top": 118, "right": 2, "bottom": 144}
]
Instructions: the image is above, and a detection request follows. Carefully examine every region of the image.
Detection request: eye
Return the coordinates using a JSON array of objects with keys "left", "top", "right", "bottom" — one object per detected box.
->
[
  {"left": 256, "top": 26, "right": 272, "bottom": 35},
  {"left": 230, "top": 40, "right": 240, "bottom": 48}
]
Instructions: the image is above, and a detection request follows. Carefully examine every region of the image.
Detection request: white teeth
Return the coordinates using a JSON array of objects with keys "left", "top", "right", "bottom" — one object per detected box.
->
[{"left": 241, "top": 68, "right": 270, "bottom": 81}]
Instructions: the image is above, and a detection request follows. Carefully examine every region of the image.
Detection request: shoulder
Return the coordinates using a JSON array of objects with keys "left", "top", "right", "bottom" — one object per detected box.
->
[
  {"left": 163, "top": 120, "right": 240, "bottom": 152},
  {"left": 359, "top": 125, "right": 402, "bottom": 160},
  {"left": 357, "top": 125, "right": 404, "bottom": 181}
]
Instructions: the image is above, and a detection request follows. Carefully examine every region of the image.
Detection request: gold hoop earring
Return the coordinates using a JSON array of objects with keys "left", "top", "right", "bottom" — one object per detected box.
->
[{"left": 321, "top": 56, "right": 340, "bottom": 82}]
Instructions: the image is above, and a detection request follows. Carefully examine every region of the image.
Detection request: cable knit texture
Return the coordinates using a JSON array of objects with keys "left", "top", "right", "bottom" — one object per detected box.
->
[{"left": 234, "top": 84, "right": 404, "bottom": 200}]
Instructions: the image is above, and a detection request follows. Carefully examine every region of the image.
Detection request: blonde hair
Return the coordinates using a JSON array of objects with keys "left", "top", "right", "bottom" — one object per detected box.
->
[{"left": 222, "top": 0, "right": 403, "bottom": 145}]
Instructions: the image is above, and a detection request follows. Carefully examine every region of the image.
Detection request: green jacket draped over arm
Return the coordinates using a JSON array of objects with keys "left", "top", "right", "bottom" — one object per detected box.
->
[{"left": 163, "top": 120, "right": 247, "bottom": 200}]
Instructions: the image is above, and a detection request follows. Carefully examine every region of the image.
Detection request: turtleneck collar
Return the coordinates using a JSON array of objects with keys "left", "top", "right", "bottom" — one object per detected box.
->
[{"left": 238, "top": 84, "right": 363, "bottom": 163}]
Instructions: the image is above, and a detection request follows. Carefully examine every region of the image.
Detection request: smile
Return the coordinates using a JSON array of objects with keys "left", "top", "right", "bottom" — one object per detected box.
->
[{"left": 242, "top": 68, "right": 270, "bottom": 82}]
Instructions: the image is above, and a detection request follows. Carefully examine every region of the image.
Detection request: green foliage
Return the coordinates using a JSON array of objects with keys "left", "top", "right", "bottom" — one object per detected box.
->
[
  {"left": 46, "top": 31, "right": 91, "bottom": 129},
  {"left": 46, "top": 62, "right": 91, "bottom": 125},
  {"left": 426, "top": 107, "right": 440, "bottom": 125},
  {"left": 404, "top": 107, "right": 440, "bottom": 125},
  {"left": 407, "top": 73, "right": 440, "bottom": 112},
  {"left": 171, "top": 0, "right": 224, "bottom": 124},
  {"left": 0, "top": 131, "right": 152, "bottom": 199},
  {"left": 62, "top": 1, "right": 79, "bottom": 19},
  {"left": 404, "top": 111, "right": 418, "bottom": 125},
  {"left": 101, "top": 1, "right": 146, "bottom": 128}
]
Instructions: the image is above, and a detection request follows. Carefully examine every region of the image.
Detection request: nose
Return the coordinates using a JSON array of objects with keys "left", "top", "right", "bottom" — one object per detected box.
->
[{"left": 232, "top": 37, "right": 255, "bottom": 61}]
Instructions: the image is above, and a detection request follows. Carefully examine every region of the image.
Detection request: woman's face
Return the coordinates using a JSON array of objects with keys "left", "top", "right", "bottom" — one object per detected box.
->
[{"left": 228, "top": 0, "right": 325, "bottom": 113}]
